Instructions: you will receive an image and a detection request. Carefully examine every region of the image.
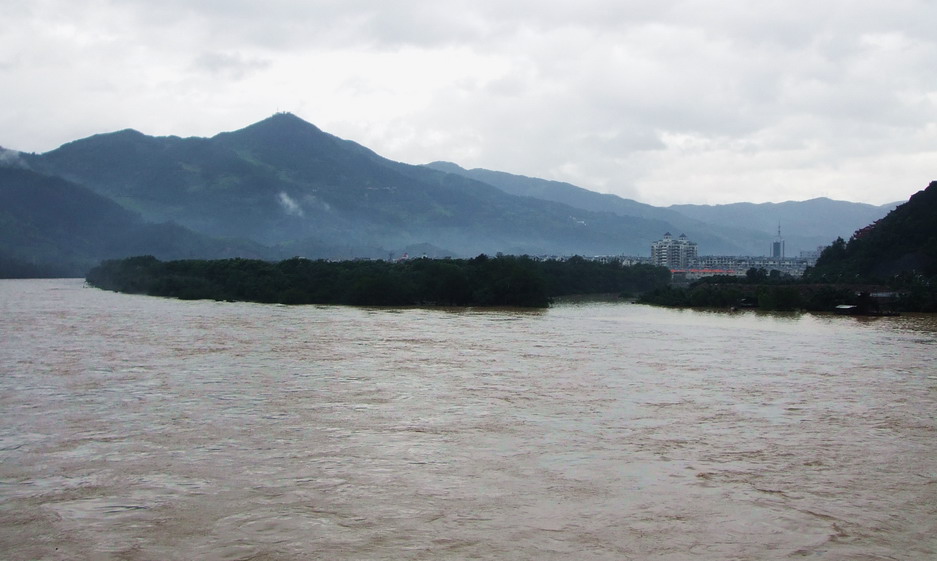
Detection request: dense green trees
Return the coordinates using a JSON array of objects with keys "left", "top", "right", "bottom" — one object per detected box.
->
[
  {"left": 638, "top": 272, "right": 895, "bottom": 312},
  {"left": 805, "top": 182, "right": 937, "bottom": 284},
  {"left": 537, "top": 256, "right": 671, "bottom": 297},
  {"left": 798, "top": 181, "right": 937, "bottom": 311},
  {"left": 86, "top": 255, "right": 671, "bottom": 308}
]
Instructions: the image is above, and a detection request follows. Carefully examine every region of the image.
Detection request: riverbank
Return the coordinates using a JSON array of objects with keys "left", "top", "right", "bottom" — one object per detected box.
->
[{"left": 638, "top": 281, "right": 930, "bottom": 313}]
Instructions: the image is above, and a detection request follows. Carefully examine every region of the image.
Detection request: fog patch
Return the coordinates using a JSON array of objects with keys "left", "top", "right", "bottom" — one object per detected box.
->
[
  {"left": 0, "top": 148, "right": 28, "bottom": 169},
  {"left": 278, "top": 192, "right": 304, "bottom": 217}
]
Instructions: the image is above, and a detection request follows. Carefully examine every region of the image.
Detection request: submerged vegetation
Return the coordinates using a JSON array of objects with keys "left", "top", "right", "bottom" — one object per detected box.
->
[
  {"left": 639, "top": 266, "right": 934, "bottom": 313},
  {"left": 86, "top": 255, "right": 671, "bottom": 308},
  {"left": 639, "top": 274, "right": 874, "bottom": 312}
]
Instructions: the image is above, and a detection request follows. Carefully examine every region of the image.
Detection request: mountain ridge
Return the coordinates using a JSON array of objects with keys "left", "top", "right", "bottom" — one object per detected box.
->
[
  {"left": 1, "top": 113, "right": 904, "bottom": 276},
  {"left": 23, "top": 114, "right": 689, "bottom": 259},
  {"left": 425, "top": 160, "right": 893, "bottom": 255},
  {"left": 0, "top": 166, "right": 265, "bottom": 276}
]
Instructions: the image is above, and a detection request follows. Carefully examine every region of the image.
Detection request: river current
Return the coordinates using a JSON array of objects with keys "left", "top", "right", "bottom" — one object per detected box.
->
[{"left": 1, "top": 279, "right": 935, "bottom": 560}]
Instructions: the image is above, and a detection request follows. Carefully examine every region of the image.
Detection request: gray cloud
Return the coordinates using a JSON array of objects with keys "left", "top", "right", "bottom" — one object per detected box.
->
[
  {"left": 192, "top": 52, "right": 271, "bottom": 80},
  {"left": 0, "top": 148, "right": 28, "bottom": 169},
  {"left": 1, "top": 0, "right": 935, "bottom": 205}
]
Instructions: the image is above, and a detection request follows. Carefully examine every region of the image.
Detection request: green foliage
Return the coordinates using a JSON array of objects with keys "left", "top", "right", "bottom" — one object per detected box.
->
[
  {"left": 801, "top": 285, "right": 855, "bottom": 311},
  {"left": 538, "top": 257, "right": 671, "bottom": 298},
  {"left": 746, "top": 267, "right": 768, "bottom": 282},
  {"left": 895, "top": 277, "right": 937, "bottom": 313},
  {"left": 86, "top": 255, "right": 672, "bottom": 308},
  {"left": 688, "top": 284, "right": 745, "bottom": 308},
  {"left": 639, "top": 281, "right": 843, "bottom": 312},
  {"left": 638, "top": 286, "right": 691, "bottom": 307},
  {"left": 800, "top": 181, "right": 937, "bottom": 311},
  {"left": 807, "top": 182, "right": 937, "bottom": 283},
  {"left": 755, "top": 286, "right": 803, "bottom": 311}
]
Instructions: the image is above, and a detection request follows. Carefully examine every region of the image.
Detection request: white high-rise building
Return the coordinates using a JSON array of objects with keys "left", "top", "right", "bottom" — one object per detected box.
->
[{"left": 651, "top": 232, "right": 698, "bottom": 269}]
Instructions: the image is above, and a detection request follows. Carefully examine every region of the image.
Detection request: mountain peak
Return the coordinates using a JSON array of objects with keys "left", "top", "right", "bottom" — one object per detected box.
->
[
  {"left": 425, "top": 161, "right": 467, "bottom": 174},
  {"left": 261, "top": 111, "right": 314, "bottom": 126},
  {"left": 210, "top": 112, "right": 335, "bottom": 155},
  {"left": 229, "top": 112, "right": 323, "bottom": 136}
]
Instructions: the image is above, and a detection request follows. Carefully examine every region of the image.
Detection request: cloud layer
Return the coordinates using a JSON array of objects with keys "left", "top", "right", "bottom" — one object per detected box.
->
[{"left": 2, "top": 0, "right": 935, "bottom": 205}]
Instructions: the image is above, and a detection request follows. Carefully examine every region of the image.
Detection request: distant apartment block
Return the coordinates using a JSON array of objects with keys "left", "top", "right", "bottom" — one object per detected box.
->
[{"left": 651, "top": 233, "right": 698, "bottom": 268}]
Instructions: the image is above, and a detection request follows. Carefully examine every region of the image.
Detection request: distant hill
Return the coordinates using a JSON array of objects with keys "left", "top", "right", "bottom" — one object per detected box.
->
[
  {"left": 423, "top": 161, "right": 754, "bottom": 255},
  {"left": 807, "top": 181, "right": 937, "bottom": 282},
  {"left": 0, "top": 166, "right": 264, "bottom": 277},
  {"left": 24, "top": 113, "right": 687, "bottom": 259},
  {"left": 426, "top": 161, "right": 894, "bottom": 256},
  {"left": 669, "top": 199, "right": 897, "bottom": 256},
  {"left": 425, "top": 161, "right": 677, "bottom": 221}
]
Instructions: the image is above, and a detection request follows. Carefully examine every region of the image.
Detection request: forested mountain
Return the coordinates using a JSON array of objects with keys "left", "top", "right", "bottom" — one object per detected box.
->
[
  {"left": 426, "top": 161, "right": 894, "bottom": 256},
  {"left": 425, "top": 162, "right": 748, "bottom": 255},
  {"left": 806, "top": 181, "right": 937, "bottom": 282},
  {"left": 23, "top": 113, "right": 675, "bottom": 260},
  {"left": 1, "top": 113, "right": 904, "bottom": 278},
  {"left": 424, "top": 161, "right": 682, "bottom": 221},
  {"left": 0, "top": 167, "right": 263, "bottom": 277}
]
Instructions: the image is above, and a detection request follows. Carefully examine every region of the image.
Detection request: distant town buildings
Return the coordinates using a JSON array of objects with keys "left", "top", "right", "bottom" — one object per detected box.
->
[
  {"left": 651, "top": 232, "right": 698, "bottom": 268},
  {"left": 799, "top": 247, "right": 824, "bottom": 265},
  {"left": 649, "top": 231, "right": 812, "bottom": 279},
  {"left": 684, "top": 256, "right": 808, "bottom": 278}
]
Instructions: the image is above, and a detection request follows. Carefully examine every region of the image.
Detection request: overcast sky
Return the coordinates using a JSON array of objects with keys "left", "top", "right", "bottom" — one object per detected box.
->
[{"left": 2, "top": 1, "right": 935, "bottom": 206}]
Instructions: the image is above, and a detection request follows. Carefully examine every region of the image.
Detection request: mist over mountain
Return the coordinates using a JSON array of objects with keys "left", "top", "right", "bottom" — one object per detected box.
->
[
  {"left": 669, "top": 199, "right": 897, "bottom": 256},
  {"left": 23, "top": 113, "right": 682, "bottom": 260},
  {"left": 2, "top": 113, "right": 902, "bottom": 277},
  {"left": 0, "top": 167, "right": 263, "bottom": 277},
  {"left": 425, "top": 161, "right": 895, "bottom": 256}
]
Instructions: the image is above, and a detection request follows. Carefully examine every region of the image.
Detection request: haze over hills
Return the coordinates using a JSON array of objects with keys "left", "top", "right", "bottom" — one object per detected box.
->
[
  {"left": 0, "top": 113, "right": 902, "bottom": 276},
  {"left": 23, "top": 113, "right": 679, "bottom": 260},
  {"left": 669, "top": 199, "right": 898, "bottom": 254},
  {"left": 0, "top": 166, "right": 265, "bottom": 277},
  {"left": 424, "top": 161, "right": 896, "bottom": 257}
]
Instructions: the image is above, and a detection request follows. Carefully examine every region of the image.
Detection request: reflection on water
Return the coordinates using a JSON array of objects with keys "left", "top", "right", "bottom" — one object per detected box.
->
[{"left": 1, "top": 279, "right": 936, "bottom": 560}]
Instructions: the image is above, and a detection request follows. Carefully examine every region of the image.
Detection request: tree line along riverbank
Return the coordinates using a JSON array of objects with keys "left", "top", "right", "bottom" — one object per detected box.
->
[
  {"left": 85, "top": 255, "right": 936, "bottom": 312},
  {"left": 86, "top": 255, "right": 671, "bottom": 308},
  {"left": 638, "top": 272, "right": 935, "bottom": 313}
]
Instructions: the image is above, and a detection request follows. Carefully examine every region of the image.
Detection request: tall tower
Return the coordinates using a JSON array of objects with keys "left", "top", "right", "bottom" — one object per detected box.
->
[{"left": 771, "top": 222, "right": 785, "bottom": 259}]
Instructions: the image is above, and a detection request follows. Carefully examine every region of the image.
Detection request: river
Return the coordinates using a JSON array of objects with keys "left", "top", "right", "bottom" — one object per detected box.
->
[{"left": 1, "top": 279, "right": 935, "bottom": 560}]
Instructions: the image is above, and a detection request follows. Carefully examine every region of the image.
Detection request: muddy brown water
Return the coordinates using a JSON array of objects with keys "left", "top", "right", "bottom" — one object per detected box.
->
[{"left": 1, "top": 279, "right": 935, "bottom": 560}]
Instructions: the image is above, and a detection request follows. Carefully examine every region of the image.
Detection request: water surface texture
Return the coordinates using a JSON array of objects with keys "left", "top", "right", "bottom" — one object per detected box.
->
[{"left": 1, "top": 279, "right": 935, "bottom": 560}]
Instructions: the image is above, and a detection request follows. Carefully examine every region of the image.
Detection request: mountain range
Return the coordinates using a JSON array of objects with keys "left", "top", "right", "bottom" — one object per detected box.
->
[
  {"left": 1, "top": 113, "right": 899, "bottom": 277},
  {"left": 424, "top": 161, "right": 897, "bottom": 257}
]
